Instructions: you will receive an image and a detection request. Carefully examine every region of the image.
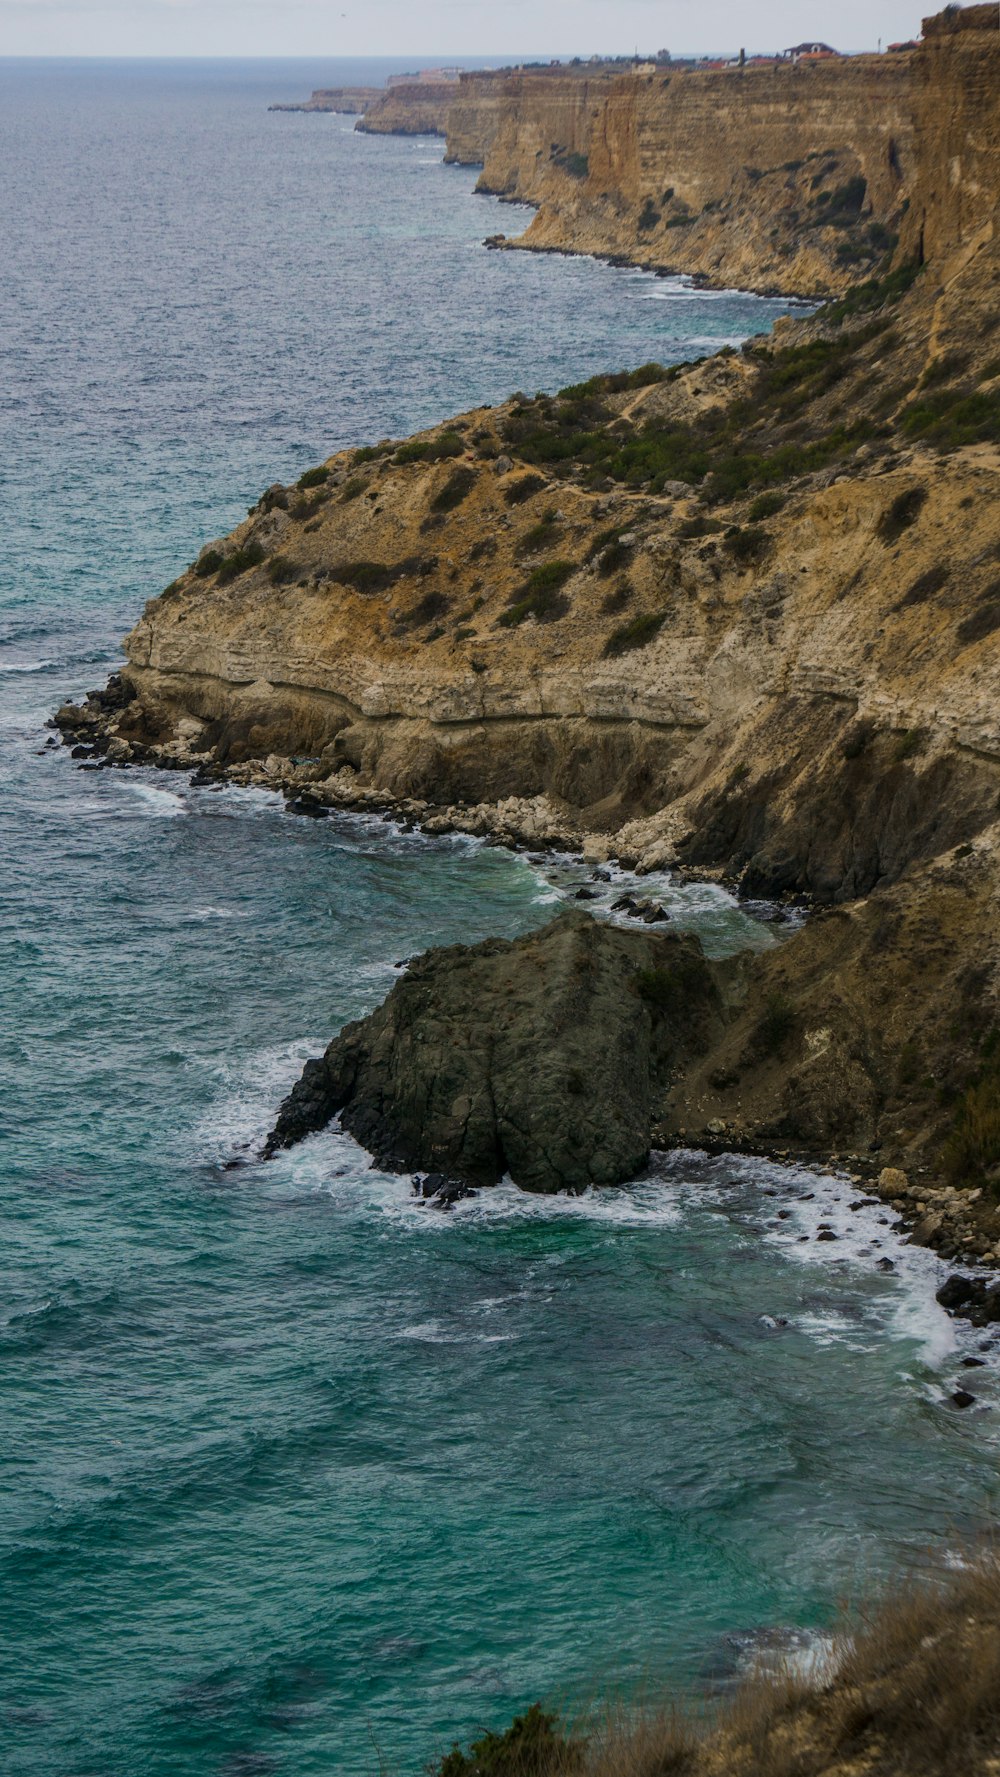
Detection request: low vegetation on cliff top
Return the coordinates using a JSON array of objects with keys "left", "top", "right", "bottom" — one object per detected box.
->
[
  {"left": 496, "top": 263, "right": 996, "bottom": 507},
  {"left": 425, "top": 1555, "right": 1000, "bottom": 1777}
]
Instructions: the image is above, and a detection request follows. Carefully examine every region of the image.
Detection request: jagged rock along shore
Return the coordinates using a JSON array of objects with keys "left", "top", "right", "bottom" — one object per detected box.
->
[{"left": 62, "top": 6, "right": 1000, "bottom": 1297}]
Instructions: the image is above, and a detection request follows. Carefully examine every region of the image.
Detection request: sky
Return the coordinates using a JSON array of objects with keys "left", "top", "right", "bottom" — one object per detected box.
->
[{"left": 0, "top": 0, "right": 936, "bottom": 60}]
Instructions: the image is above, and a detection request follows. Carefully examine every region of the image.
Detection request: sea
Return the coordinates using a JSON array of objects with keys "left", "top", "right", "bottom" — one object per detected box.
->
[{"left": 1, "top": 57, "right": 998, "bottom": 1777}]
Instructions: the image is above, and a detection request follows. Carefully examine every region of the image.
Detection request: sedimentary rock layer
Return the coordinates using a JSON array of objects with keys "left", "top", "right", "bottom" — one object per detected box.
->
[
  {"left": 448, "top": 7, "right": 999, "bottom": 296},
  {"left": 70, "top": 7, "right": 1000, "bottom": 1203}
]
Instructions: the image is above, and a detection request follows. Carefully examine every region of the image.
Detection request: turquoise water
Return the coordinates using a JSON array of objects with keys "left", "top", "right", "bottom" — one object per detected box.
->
[{"left": 2, "top": 59, "right": 999, "bottom": 1777}]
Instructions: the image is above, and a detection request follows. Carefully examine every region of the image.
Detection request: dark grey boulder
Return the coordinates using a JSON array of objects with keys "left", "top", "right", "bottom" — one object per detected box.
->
[{"left": 265, "top": 910, "right": 723, "bottom": 1193}]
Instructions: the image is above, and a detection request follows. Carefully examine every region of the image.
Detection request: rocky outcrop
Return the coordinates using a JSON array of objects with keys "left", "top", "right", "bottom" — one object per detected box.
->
[
  {"left": 114, "top": 267, "right": 1000, "bottom": 901},
  {"left": 269, "top": 80, "right": 459, "bottom": 135},
  {"left": 268, "top": 87, "right": 383, "bottom": 115},
  {"left": 260, "top": 833, "right": 1000, "bottom": 1213},
  {"left": 356, "top": 84, "right": 457, "bottom": 138},
  {"left": 265, "top": 911, "right": 725, "bottom": 1192}
]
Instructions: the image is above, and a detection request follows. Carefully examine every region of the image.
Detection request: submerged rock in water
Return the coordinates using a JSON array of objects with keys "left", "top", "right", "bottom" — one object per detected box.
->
[{"left": 265, "top": 910, "right": 723, "bottom": 1192}]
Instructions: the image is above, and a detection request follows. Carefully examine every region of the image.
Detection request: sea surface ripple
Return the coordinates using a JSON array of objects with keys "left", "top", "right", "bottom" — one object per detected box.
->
[{"left": 1, "top": 57, "right": 997, "bottom": 1777}]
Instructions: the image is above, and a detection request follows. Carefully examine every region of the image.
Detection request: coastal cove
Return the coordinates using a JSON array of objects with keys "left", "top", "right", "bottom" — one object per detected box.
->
[{"left": 4, "top": 48, "right": 1000, "bottom": 1777}]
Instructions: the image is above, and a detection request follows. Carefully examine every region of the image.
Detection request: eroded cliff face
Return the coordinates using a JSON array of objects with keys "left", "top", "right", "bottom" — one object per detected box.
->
[
  {"left": 447, "top": 10, "right": 999, "bottom": 299},
  {"left": 356, "top": 83, "right": 458, "bottom": 138},
  {"left": 66, "top": 8, "right": 1000, "bottom": 1191}
]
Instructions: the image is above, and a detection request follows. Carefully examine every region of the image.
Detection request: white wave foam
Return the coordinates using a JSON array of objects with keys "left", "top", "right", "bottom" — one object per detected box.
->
[
  {"left": 124, "top": 783, "right": 187, "bottom": 817},
  {"left": 181, "top": 905, "right": 250, "bottom": 922},
  {"left": 522, "top": 853, "right": 778, "bottom": 956},
  {"left": 0, "top": 658, "right": 57, "bottom": 674}
]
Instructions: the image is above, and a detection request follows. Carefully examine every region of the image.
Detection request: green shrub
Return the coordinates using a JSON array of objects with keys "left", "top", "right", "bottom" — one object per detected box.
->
[
  {"left": 216, "top": 541, "right": 265, "bottom": 584},
  {"left": 505, "top": 472, "right": 548, "bottom": 505},
  {"left": 878, "top": 485, "right": 927, "bottom": 543},
  {"left": 526, "top": 560, "right": 575, "bottom": 594},
  {"left": 334, "top": 560, "right": 395, "bottom": 594},
  {"left": 821, "top": 261, "right": 921, "bottom": 325},
  {"left": 602, "top": 610, "right": 665, "bottom": 656},
  {"left": 340, "top": 476, "right": 366, "bottom": 501},
  {"left": 517, "top": 515, "right": 562, "bottom": 557},
  {"left": 499, "top": 560, "right": 576, "bottom": 628},
  {"left": 748, "top": 491, "right": 786, "bottom": 521},
  {"left": 266, "top": 554, "right": 300, "bottom": 585},
  {"left": 195, "top": 549, "right": 224, "bottom": 578},
  {"left": 395, "top": 439, "right": 431, "bottom": 464},
  {"left": 432, "top": 466, "right": 477, "bottom": 513},
  {"left": 431, "top": 1703, "right": 581, "bottom": 1777},
  {"left": 900, "top": 387, "right": 1000, "bottom": 450},
  {"left": 755, "top": 992, "right": 796, "bottom": 1055},
  {"left": 561, "top": 151, "right": 588, "bottom": 179},
  {"left": 957, "top": 597, "right": 1000, "bottom": 648},
  {"left": 724, "top": 526, "right": 773, "bottom": 567},
  {"left": 395, "top": 432, "right": 465, "bottom": 465},
  {"left": 296, "top": 465, "right": 329, "bottom": 490},
  {"left": 638, "top": 199, "right": 661, "bottom": 231},
  {"left": 352, "top": 444, "right": 382, "bottom": 464}
]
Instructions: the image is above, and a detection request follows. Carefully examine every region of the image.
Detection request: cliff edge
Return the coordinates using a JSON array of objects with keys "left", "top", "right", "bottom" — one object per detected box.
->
[{"left": 64, "top": 7, "right": 1000, "bottom": 1221}]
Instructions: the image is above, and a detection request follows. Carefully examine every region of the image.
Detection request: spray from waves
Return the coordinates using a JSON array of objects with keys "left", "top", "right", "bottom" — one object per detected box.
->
[{"left": 121, "top": 783, "right": 188, "bottom": 817}]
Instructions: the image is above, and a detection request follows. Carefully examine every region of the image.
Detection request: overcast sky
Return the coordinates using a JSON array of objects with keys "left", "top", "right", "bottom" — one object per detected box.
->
[{"left": 1, "top": 0, "right": 933, "bottom": 60}]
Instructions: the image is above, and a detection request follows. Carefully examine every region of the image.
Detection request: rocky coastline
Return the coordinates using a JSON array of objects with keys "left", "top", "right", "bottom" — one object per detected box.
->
[{"left": 58, "top": 5, "right": 1000, "bottom": 1335}]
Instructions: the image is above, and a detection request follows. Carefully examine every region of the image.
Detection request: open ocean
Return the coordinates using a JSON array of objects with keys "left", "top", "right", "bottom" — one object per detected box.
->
[{"left": 2, "top": 56, "right": 998, "bottom": 1777}]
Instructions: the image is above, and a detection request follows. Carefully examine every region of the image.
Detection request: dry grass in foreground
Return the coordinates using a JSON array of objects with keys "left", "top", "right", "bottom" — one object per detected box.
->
[{"left": 427, "top": 1553, "right": 1000, "bottom": 1776}]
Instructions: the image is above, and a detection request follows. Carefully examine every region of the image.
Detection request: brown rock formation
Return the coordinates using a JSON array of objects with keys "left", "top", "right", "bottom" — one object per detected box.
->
[
  {"left": 448, "top": 10, "right": 998, "bottom": 297},
  {"left": 268, "top": 87, "right": 383, "bottom": 115},
  {"left": 356, "top": 83, "right": 458, "bottom": 138},
  {"left": 73, "top": 7, "right": 1000, "bottom": 1199}
]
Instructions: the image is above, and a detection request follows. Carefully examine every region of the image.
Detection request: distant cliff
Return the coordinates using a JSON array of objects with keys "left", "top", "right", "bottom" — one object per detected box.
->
[
  {"left": 268, "top": 87, "right": 382, "bottom": 115},
  {"left": 269, "top": 80, "right": 459, "bottom": 137},
  {"left": 355, "top": 83, "right": 458, "bottom": 138},
  {"left": 446, "top": 6, "right": 999, "bottom": 297}
]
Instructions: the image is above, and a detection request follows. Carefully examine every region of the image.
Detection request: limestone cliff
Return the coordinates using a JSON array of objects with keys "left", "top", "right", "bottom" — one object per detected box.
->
[
  {"left": 66, "top": 7, "right": 1000, "bottom": 1199},
  {"left": 356, "top": 83, "right": 457, "bottom": 138},
  {"left": 268, "top": 87, "right": 382, "bottom": 115},
  {"left": 449, "top": 8, "right": 998, "bottom": 298}
]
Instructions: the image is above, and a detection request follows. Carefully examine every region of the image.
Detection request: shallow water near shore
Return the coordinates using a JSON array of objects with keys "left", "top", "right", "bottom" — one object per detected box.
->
[{"left": 2, "top": 57, "right": 1000, "bottom": 1777}]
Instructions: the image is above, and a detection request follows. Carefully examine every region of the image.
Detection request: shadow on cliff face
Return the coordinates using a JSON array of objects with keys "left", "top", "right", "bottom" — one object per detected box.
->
[{"left": 676, "top": 702, "right": 1000, "bottom": 903}]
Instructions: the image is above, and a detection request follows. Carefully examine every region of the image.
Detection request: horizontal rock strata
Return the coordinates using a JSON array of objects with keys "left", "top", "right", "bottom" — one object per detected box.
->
[{"left": 69, "top": 7, "right": 1000, "bottom": 1244}]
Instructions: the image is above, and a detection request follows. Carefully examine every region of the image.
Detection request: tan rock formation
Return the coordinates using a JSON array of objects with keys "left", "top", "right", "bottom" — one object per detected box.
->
[
  {"left": 448, "top": 9, "right": 999, "bottom": 297},
  {"left": 71, "top": 7, "right": 1000, "bottom": 1196},
  {"left": 356, "top": 83, "right": 458, "bottom": 138}
]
